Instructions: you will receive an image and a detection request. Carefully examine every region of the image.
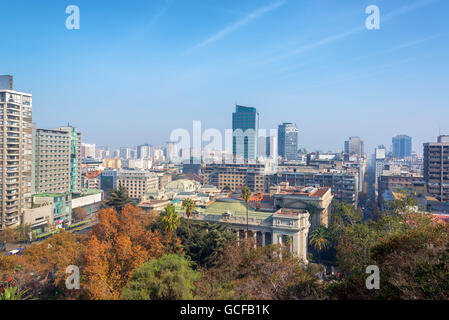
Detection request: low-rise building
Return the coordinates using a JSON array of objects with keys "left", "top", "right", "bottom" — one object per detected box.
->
[{"left": 270, "top": 183, "right": 333, "bottom": 230}]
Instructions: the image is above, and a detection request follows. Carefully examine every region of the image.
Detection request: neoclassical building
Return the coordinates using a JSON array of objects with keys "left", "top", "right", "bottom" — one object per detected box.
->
[
  {"left": 177, "top": 198, "right": 311, "bottom": 263},
  {"left": 164, "top": 179, "right": 201, "bottom": 193}
]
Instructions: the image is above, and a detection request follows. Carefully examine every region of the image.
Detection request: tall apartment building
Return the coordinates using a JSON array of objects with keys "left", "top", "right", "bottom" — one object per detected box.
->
[
  {"left": 232, "top": 105, "right": 259, "bottom": 161},
  {"left": 34, "top": 126, "right": 81, "bottom": 194},
  {"left": 165, "top": 141, "right": 179, "bottom": 162},
  {"left": 344, "top": 136, "right": 364, "bottom": 157},
  {"left": 0, "top": 76, "right": 33, "bottom": 229},
  {"left": 392, "top": 135, "right": 412, "bottom": 158},
  {"left": 278, "top": 123, "right": 298, "bottom": 161},
  {"left": 119, "top": 147, "right": 135, "bottom": 160},
  {"left": 137, "top": 143, "right": 151, "bottom": 159},
  {"left": 423, "top": 135, "right": 449, "bottom": 201},
  {"left": 374, "top": 145, "right": 387, "bottom": 195},
  {"left": 81, "top": 143, "right": 96, "bottom": 159},
  {"left": 117, "top": 169, "right": 159, "bottom": 200}
]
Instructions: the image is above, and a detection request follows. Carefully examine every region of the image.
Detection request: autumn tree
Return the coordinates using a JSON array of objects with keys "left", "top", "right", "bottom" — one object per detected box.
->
[
  {"left": 0, "top": 231, "right": 86, "bottom": 299},
  {"left": 73, "top": 207, "right": 89, "bottom": 222},
  {"left": 82, "top": 205, "right": 164, "bottom": 300},
  {"left": 196, "top": 240, "right": 322, "bottom": 300}
]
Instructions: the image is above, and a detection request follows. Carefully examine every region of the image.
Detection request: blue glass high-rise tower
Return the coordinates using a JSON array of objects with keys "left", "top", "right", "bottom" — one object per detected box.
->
[
  {"left": 392, "top": 135, "right": 412, "bottom": 158},
  {"left": 232, "top": 105, "right": 259, "bottom": 161}
]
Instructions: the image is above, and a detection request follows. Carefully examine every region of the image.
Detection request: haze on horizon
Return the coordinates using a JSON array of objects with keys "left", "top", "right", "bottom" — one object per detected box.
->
[{"left": 1, "top": 0, "right": 448, "bottom": 155}]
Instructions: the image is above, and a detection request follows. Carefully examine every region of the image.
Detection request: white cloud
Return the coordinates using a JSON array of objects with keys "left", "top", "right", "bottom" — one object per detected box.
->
[{"left": 194, "top": 0, "right": 287, "bottom": 49}]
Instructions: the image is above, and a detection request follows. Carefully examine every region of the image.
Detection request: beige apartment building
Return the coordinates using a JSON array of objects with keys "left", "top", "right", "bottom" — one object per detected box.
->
[
  {"left": 117, "top": 169, "right": 159, "bottom": 200},
  {"left": 103, "top": 158, "right": 122, "bottom": 169},
  {"left": 0, "top": 76, "right": 33, "bottom": 229},
  {"left": 201, "top": 163, "right": 268, "bottom": 192}
]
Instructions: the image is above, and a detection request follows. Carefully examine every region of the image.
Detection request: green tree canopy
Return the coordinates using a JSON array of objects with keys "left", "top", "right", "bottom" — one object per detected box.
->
[
  {"left": 104, "top": 186, "right": 131, "bottom": 213},
  {"left": 121, "top": 254, "right": 200, "bottom": 300},
  {"left": 160, "top": 204, "right": 180, "bottom": 236}
]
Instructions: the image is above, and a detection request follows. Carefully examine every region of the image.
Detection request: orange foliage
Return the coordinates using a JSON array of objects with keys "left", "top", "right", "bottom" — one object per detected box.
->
[
  {"left": 82, "top": 204, "right": 164, "bottom": 299},
  {"left": 0, "top": 231, "right": 86, "bottom": 299}
]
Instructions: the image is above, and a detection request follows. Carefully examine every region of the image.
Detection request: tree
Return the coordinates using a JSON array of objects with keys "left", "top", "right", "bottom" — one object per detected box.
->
[
  {"left": 160, "top": 204, "right": 180, "bottom": 237},
  {"left": 181, "top": 198, "right": 196, "bottom": 238},
  {"left": 176, "top": 220, "right": 235, "bottom": 268},
  {"left": 83, "top": 205, "right": 164, "bottom": 299},
  {"left": 309, "top": 226, "right": 330, "bottom": 263},
  {"left": 104, "top": 186, "right": 131, "bottom": 213},
  {"left": 325, "top": 196, "right": 449, "bottom": 300},
  {"left": 370, "top": 213, "right": 449, "bottom": 299},
  {"left": 73, "top": 207, "right": 89, "bottom": 222},
  {"left": 196, "top": 240, "right": 322, "bottom": 300},
  {"left": 241, "top": 186, "right": 252, "bottom": 235},
  {"left": 121, "top": 254, "right": 200, "bottom": 300},
  {"left": 0, "top": 231, "right": 86, "bottom": 300},
  {"left": 14, "top": 223, "right": 32, "bottom": 243}
]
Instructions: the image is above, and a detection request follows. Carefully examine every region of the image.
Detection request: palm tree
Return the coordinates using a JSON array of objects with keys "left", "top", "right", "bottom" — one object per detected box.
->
[
  {"left": 104, "top": 186, "right": 131, "bottom": 213},
  {"left": 181, "top": 198, "right": 196, "bottom": 238},
  {"left": 309, "top": 226, "right": 329, "bottom": 263},
  {"left": 241, "top": 186, "right": 252, "bottom": 236},
  {"left": 0, "top": 286, "right": 29, "bottom": 300},
  {"left": 160, "top": 204, "right": 180, "bottom": 237}
]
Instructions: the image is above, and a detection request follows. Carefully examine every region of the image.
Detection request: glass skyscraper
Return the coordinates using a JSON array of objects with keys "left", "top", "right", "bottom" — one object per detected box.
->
[
  {"left": 232, "top": 105, "right": 259, "bottom": 161},
  {"left": 278, "top": 123, "right": 298, "bottom": 160},
  {"left": 392, "top": 135, "right": 412, "bottom": 158}
]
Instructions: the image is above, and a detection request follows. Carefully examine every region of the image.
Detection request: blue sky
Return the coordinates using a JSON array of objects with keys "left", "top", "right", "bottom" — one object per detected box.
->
[{"left": 1, "top": 0, "right": 448, "bottom": 155}]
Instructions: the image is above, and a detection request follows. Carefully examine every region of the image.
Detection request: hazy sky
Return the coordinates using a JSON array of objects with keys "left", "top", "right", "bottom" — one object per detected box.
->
[{"left": 1, "top": 0, "right": 448, "bottom": 155}]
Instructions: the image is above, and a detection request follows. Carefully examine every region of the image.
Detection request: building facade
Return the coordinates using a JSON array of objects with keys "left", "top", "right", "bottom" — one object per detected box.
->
[
  {"left": 344, "top": 136, "right": 364, "bottom": 157},
  {"left": 34, "top": 127, "right": 82, "bottom": 194},
  {"left": 278, "top": 123, "right": 298, "bottom": 161},
  {"left": 424, "top": 135, "right": 449, "bottom": 201},
  {"left": 270, "top": 170, "right": 358, "bottom": 206},
  {"left": 392, "top": 135, "right": 412, "bottom": 158},
  {"left": 117, "top": 169, "right": 159, "bottom": 200},
  {"left": 232, "top": 105, "right": 259, "bottom": 161},
  {"left": 201, "top": 163, "right": 268, "bottom": 192},
  {"left": 0, "top": 76, "right": 33, "bottom": 229}
]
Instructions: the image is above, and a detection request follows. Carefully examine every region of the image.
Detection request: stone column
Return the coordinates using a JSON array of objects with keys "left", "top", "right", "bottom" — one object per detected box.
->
[
  {"left": 253, "top": 231, "right": 257, "bottom": 248},
  {"left": 262, "top": 232, "right": 266, "bottom": 246},
  {"left": 272, "top": 232, "right": 278, "bottom": 245},
  {"left": 292, "top": 233, "right": 299, "bottom": 256},
  {"left": 236, "top": 230, "right": 240, "bottom": 245}
]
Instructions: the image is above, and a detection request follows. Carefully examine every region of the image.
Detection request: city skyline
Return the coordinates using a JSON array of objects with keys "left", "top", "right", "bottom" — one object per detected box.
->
[{"left": 1, "top": 0, "right": 448, "bottom": 154}]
